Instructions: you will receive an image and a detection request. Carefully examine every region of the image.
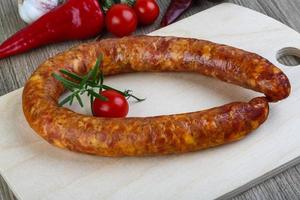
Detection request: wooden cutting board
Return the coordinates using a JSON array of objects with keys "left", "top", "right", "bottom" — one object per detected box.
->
[{"left": 1, "top": 3, "right": 300, "bottom": 200}]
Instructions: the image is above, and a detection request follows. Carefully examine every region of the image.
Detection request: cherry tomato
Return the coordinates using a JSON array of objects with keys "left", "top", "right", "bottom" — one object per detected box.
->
[
  {"left": 105, "top": 4, "right": 138, "bottom": 37},
  {"left": 92, "top": 90, "right": 129, "bottom": 118},
  {"left": 134, "top": 0, "right": 160, "bottom": 25}
]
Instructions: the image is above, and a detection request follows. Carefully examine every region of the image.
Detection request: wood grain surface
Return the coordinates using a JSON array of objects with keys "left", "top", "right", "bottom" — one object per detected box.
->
[{"left": 1, "top": 0, "right": 300, "bottom": 199}]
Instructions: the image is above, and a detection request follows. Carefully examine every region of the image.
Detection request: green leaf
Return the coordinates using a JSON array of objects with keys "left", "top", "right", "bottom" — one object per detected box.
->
[
  {"left": 91, "top": 63, "right": 99, "bottom": 84},
  {"left": 93, "top": 55, "right": 103, "bottom": 82},
  {"left": 96, "top": 66, "right": 104, "bottom": 86},
  {"left": 69, "top": 95, "right": 74, "bottom": 105},
  {"left": 75, "top": 94, "right": 84, "bottom": 107},
  {"left": 99, "top": 69, "right": 104, "bottom": 85},
  {"left": 88, "top": 89, "right": 108, "bottom": 101},
  {"left": 80, "top": 70, "right": 93, "bottom": 88},
  {"left": 52, "top": 73, "right": 81, "bottom": 89},
  {"left": 80, "top": 89, "right": 87, "bottom": 95},
  {"left": 59, "top": 69, "right": 83, "bottom": 82},
  {"left": 80, "top": 56, "right": 102, "bottom": 88},
  {"left": 102, "top": 85, "right": 124, "bottom": 94},
  {"left": 58, "top": 95, "right": 73, "bottom": 107},
  {"left": 102, "top": 86, "right": 145, "bottom": 102},
  {"left": 120, "top": 0, "right": 135, "bottom": 6},
  {"left": 90, "top": 94, "right": 95, "bottom": 116},
  {"left": 124, "top": 89, "right": 146, "bottom": 102},
  {"left": 102, "top": 0, "right": 115, "bottom": 12},
  {"left": 80, "top": 75, "right": 90, "bottom": 89}
]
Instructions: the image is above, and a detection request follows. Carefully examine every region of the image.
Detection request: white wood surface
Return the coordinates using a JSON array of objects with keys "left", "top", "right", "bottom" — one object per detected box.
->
[{"left": 0, "top": 3, "right": 300, "bottom": 200}]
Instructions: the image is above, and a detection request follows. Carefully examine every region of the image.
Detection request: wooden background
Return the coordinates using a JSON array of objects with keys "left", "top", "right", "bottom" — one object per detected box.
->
[{"left": 1, "top": 0, "right": 300, "bottom": 199}]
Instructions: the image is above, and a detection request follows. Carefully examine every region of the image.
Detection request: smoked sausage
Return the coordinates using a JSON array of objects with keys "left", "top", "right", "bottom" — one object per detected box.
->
[{"left": 22, "top": 36, "right": 290, "bottom": 156}]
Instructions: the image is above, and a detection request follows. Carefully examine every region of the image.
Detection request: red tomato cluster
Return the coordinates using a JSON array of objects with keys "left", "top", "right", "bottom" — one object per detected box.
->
[
  {"left": 82, "top": 1, "right": 159, "bottom": 118},
  {"left": 106, "top": 0, "right": 160, "bottom": 37}
]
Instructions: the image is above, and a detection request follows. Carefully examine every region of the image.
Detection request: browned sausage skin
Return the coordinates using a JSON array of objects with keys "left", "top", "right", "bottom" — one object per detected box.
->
[{"left": 23, "top": 36, "right": 289, "bottom": 156}]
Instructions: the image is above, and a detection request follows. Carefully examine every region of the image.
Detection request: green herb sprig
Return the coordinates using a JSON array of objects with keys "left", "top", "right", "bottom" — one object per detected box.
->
[
  {"left": 101, "top": 0, "right": 136, "bottom": 12},
  {"left": 52, "top": 55, "right": 145, "bottom": 110}
]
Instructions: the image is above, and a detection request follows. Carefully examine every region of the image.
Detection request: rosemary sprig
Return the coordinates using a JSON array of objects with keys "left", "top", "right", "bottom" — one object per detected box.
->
[
  {"left": 101, "top": 85, "right": 145, "bottom": 101},
  {"left": 52, "top": 54, "right": 145, "bottom": 110}
]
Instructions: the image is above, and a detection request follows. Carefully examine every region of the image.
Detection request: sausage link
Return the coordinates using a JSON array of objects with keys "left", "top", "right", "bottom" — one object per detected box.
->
[
  {"left": 22, "top": 36, "right": 288, "bottom": 156},
  {"left": 96, "top": 36, "right": 290, "bottom": 102}
]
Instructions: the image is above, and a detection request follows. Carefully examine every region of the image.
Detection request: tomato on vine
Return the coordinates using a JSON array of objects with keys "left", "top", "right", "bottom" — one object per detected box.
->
[
  {"left": 53, "top": 56, "right": 145, "bottom": 118},
  {"left": 105, "top": 4, "right": 138, "bottom": 37},
  {"left": 93, "top": 90, "right": 129, "bottom": 118},
  {"left": 134, "top": 0, "right": 160, "bottom": 25}
]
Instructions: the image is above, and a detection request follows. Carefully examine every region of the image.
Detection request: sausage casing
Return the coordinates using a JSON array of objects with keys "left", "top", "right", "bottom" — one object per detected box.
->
[{"left": 23, "top": 36, "right": 289, "bottom": 156}]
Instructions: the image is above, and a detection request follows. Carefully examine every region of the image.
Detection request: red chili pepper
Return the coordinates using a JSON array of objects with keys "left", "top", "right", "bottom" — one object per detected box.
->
[
  {"left": 160, "top": 0, "right": 193, "bottom": 27},
  {"left": 0, "top": 0, "right": 104, "bottom": 59}
]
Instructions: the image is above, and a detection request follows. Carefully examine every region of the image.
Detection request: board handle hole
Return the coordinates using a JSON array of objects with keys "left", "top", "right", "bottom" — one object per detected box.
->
[{"left": 276, "top": 47, "right": 300, "bottom": 67}]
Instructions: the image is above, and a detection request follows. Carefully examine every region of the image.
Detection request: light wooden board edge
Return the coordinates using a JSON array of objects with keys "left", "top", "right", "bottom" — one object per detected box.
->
[
  {"left": 218, "top": 156, "right": 300, "bottom": 199},
  {"left": 1, "top": 2, "right": 300, "bottom": 199}
]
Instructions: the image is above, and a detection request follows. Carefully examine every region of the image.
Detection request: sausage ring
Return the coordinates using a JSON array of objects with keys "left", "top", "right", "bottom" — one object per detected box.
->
[{"left": 23, "top": 36, "right": 290, "bottom": 156}]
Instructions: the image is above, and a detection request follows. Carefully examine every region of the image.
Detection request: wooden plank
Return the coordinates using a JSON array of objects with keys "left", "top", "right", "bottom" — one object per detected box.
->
[{"left": 0, "top": 0, "right": 300, "bottom": 200}]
